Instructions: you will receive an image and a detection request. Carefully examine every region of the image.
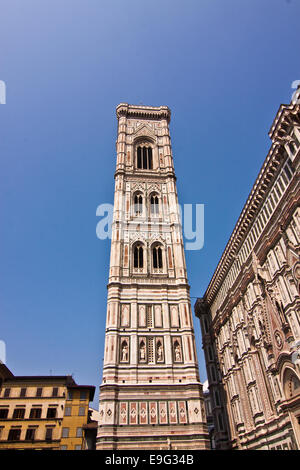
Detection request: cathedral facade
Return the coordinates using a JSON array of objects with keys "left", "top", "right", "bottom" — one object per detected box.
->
[
  {"left": 195, "top": 95, "right": 300, "bottom": 450},
  {"left": 97, "top": 104, "right": 209, "bottom": 450}
]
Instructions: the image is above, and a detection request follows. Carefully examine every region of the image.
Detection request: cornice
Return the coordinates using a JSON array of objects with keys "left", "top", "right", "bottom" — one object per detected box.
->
[
  {"left": 204, "top": 101, "right": 300, "bottom": 306},
  {"left": 114, "top": 169, "right": 176, "bottom": 181},
  {"left": 116, "top": 103, "right": 171, "bottom": 123},
  {"left": 269, "top": 102, "right": 300, "bottom": 142}
]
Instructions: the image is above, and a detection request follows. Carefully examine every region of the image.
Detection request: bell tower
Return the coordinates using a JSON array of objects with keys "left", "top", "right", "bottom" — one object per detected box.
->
[{"left": 97, "top": 103, "right": 209, "bottom": 450}]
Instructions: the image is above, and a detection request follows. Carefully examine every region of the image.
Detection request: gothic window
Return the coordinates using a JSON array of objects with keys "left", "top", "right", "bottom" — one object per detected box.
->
[
  {"left": 214, "top": 390, "right": 220, "bottom": 407},
  {"left": 133, "top": 244, "right": 144, "bottom": 269},
  {"left": 283, "top": 368, "right": 300, "bottom": 399},
  {"left": 210, "top": 365, "right": 217, "bottom": 382},
  {"left": 150, "top": 194, "right": 159, "bottom": 216},
  {"left": 134, "top": 193, "right": 143, "bottom": 216},
  {"left": 146, "top": 305, "right": 153, "bottom": 327},
  {"left": 152, "top": 244, "right": 163, "bottom": 270},
  {"left": 137, "top": 145, "right": 153, "bottom": 170},
  {"left": 217, "top": 412, "right": 224, "bottom": 431},
  {"left": 203, "top": 317, "right": 209, "bottom": 334},
  {"left": 147, "top": 337, "right": 154, "bottom": 364}
]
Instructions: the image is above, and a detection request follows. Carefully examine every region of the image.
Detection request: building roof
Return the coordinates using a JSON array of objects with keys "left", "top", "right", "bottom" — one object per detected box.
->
[
  {"left": 0, "top": 363, "right": 14, "bottom": 380},
  {"left": 1, "top": 370, "right": 95, "bottom": 401},
  {"left": 3, "top": 375, "right": 75, "bottom": 384},
  {"left": 202, "top": 99, "right": 300, "bottom": 307}
]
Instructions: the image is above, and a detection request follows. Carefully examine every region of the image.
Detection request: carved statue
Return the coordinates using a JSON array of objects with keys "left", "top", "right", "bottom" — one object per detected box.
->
[
  {"left": 121, "top": 343, "right": 128, "bottom": 361},
  {"left": 174, "top": 343, "right": 181, "bottom": 361},
  {"left": 157, "top": 343, "right": 163, "bottom": 361},
  {"left": 140, "top": 342, "right": 146, "bottom": 360}
]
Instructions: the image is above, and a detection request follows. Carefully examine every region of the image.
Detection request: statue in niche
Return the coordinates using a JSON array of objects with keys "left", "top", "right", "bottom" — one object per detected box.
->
[
  {"left": 157, "top": 342, "right": 163, "bottom": 361},
  {"left": 139, "top": 341, "right": 146, "bottom": 361},
  {"left": 121, "top": 341, "right": 128, "bottom": 361},
  {"left": 174, "top": 342, "right": 181, "bottom": 362}
]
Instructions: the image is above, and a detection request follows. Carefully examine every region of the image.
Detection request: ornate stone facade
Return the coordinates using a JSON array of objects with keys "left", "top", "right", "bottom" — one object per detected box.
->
[
  {"left": 97, "top": 104, "right": 209, "bottom": 450},
  {"left": 195, "top": 94, "right": 300, "bottom": 450}
]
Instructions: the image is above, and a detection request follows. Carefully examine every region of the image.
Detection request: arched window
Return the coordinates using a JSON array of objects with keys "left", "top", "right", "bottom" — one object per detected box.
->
[
  {"left": 215, "top": 390, "right": 220, "bottom": 407},
  {"left": 150, "top": 194, "right": 159, "bottom": 216},
  {"left": 137, "top": 145, "right": 153, "bottom": 170},
  {"left": 208, "top": 346, "right": 213, "bottom": 361},
  {"left": 133, "top": 244, "right": 144, "bottom": 269},
  {"left": 152, "top": 245, "right": 163, "bottom": 269},
  {"left": 210, "top": 365, "right": 217, "bottom": 382},
  {"left": 217, "top": 412, "right": 224, "bottom": 431},
  {"left": 134, "top": 193, "right": 143, "bottom": 216},
  {"left": 283, "top": 368, "right": 300, "bottom": 399},
  {"left": 204, "top": 317, "right": 209, "bottom": 333}
]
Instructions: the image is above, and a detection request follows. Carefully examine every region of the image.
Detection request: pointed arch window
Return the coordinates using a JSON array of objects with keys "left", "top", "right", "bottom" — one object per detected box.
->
[
  {"left": 150, "top": 194, "right": 159, "bottom": 216},
  {"left": 133, "top": 244, "right": 144, "bottom": 269},
  {"left": 137, "top": 145, "right": 153, "bottom": 170},
  {"left": 152, "top": 245, "right": 163, "bottom": 269},
  {"left": 134, "top": 193, "right": 143, "bottom": 216}
]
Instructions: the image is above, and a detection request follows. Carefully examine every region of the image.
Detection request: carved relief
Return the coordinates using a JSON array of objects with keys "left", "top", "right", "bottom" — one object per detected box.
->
[
  {"left": 131, "top": 182, "right": 145, "bottom": 193},
  {"left": 170, "top": 305, "right": 180, "bottom": 328},
  {"left": 274, "top": 330, "right": 283, "bottom": 349},
  {"left": 154, "top": 304, "right": 162, "bottom": 327},
  {"left": 139, "top": 402, "right": 148, "bottom": 424},
  {"left": 178, "top": 401, "right": 188, "bottom": 424},
  {"left": 133, "top": 123, "right": 157, "bottom": 141},
  {"left": 159, "top": 402, "right": 168, "bottom": 424},
  {"left": 169, "top": 401, "right": 177, "bottom": 424},
  {"left": 119, "top": 402, "right": 128, "bottom": 425},
  {"left": 130, "top": 402, "right": 138, "bottom": 425},
  {"left": 120, "top": 304, "right": 130, "bottom": 327},
  {"left": 147, "top": 183, "right": 160, "bottom": 193},
  {"left": 123, "top": 245, "right": 129, "bottom": 268},
  {"left": 138, "top": 305, "right": 146, "bottom": 327},
  {"left": 150, "top": 402, "right": 158, "bottom": 424}
]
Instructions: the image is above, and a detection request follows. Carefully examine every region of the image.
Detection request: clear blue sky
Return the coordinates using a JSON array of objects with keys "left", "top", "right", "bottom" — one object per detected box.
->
[{"left": 1, "top": 0, "right": 299, "bottom": 407}]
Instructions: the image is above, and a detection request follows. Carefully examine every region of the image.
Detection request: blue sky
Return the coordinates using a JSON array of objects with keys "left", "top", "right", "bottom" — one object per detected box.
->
[{"left": 0, "top": 0, "right": 299, "bottom": 407}]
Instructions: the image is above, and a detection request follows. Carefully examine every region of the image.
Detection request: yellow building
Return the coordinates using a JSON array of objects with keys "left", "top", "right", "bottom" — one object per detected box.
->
[{"left": 0, "top": 364, "right": 95, "bottom": 450}]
